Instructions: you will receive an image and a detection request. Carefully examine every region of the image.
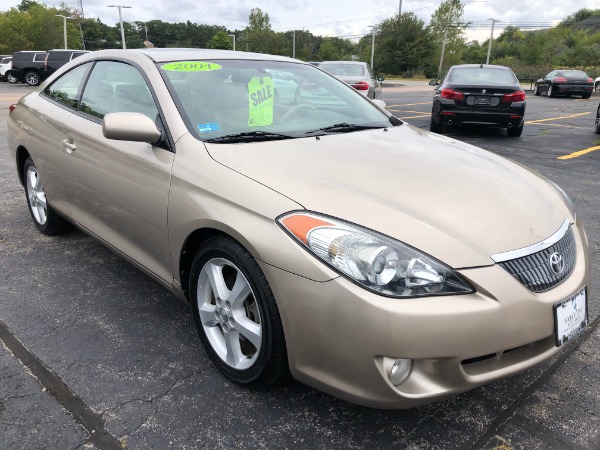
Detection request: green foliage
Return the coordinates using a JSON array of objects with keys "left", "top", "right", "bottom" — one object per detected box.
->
[{"left": 208, "top": 31, "right": 233, "bottom": 50}]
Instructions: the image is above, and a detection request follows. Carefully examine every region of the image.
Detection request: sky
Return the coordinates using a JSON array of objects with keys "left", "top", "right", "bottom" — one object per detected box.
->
[{"left": 3, "top": 0, "right": 600, "bottom": 43}]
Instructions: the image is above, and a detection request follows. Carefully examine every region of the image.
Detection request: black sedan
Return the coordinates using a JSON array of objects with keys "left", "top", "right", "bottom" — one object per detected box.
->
[
  {"left": 429, "top": 64, "right": 526, "bottom": 137},
  {"left": 534, "top": 70, "right": 593, "bottom": 99}
]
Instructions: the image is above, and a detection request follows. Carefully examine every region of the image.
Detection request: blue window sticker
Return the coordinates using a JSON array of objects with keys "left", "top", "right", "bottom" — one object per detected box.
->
[{"left": 197, "top": 122, "right": 220, "bottom": 133}]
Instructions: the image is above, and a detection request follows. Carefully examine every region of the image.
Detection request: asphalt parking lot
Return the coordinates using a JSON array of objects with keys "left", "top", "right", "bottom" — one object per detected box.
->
[{"left": 1, "top": 81, "right": 599, "bottom": 450}]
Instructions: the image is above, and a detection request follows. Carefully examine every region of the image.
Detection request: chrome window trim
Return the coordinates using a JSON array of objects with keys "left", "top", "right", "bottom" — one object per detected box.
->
[{"left": 491, "top": 218, "right": 572, "bottom": 263}]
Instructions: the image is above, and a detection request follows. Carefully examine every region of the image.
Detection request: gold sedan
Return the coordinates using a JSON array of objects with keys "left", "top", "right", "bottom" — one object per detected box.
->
[{"left": 7, "top": 49, "right": 589, "bottom": 408}]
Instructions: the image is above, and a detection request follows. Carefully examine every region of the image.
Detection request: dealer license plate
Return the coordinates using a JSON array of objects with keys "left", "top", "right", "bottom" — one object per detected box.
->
[
  {"left": 474, "top": 96, "right": 490, "bottom": 105},
  {"left": 554, "top": 287, "right": 588, "bottom": 347}
]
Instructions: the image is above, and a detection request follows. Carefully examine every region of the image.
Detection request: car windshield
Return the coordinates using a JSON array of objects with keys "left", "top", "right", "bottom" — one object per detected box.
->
[
  {"left": 319, "top": 63, "right": 365, "bottom": 77},
  {"left": 449, "top": 67, "right": 516, "bottom": 85},
  {"left": 158, "top": 59, "right": 391, "bottom": 141}
]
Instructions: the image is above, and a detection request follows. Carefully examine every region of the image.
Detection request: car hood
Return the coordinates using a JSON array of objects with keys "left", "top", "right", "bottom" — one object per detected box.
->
[{"left": 205, "top": 125, "right": 571, "bottom": 268}]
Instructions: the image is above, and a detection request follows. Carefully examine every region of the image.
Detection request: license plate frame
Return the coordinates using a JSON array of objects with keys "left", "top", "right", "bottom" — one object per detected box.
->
[
  {"left": 474, "top": 96, "right": 491, "bottom": 105},
  {"left": 553, "top": 287, "right": 588, "bottom": 347}
]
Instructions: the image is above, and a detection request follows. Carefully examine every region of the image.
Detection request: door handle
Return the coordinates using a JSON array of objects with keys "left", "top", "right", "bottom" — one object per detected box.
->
[{"left": 62, "top": 138, "right": 77, "bottom": 153}]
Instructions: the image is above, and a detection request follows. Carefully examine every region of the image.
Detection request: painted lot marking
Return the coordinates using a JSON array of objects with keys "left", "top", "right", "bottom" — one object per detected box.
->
[
  {"left": 558, "top": 145, "right": 600, "bottom": 160},
  {"left": 400, "top": 113, "right": 431, "bottom": 119},
  {"left": 388, "top": 109, "right": 428, "bottom": 114},
  {"left": 526, "top": 112, "right": 590, "bottom": 124},
  {"left": 0, "top": 97, "right": 23, "bottom": 101},
  {"left": 386, "top": 102, "right": 431, "bottom": 107}
]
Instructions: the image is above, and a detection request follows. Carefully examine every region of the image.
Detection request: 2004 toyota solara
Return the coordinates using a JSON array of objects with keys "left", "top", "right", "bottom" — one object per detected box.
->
[{"left": 7, "top": 49, "right": 590, "bottom": 408}]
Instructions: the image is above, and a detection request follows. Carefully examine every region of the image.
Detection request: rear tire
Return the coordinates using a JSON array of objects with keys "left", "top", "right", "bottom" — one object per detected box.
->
[
  {"left": 24, "top": 71, "right": 40, "bottom": 86},
  {"left": 582, "top": 93, "right": 591, "bottom": 99},
  {"left": 189, "top": 236, "right": 289, "bottom": 389},
  {"left": 23, "top": 157, "right": 72, "bottom": 235},
  {"left": 429, "top": 111, "right": 442, "bottom": 133},
  {"left": 507, "top": 123, "right": 523, "bottom": 137},
  {"left": 7, "top": 71, "right": 18, "bottom": 84}
]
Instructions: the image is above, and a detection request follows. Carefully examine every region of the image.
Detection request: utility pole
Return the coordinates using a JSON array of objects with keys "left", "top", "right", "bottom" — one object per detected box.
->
[
  {"left": 486, "top": 18, "right": 501, "bottom": 64},
  {"left": 107, "top": 5, "right": 131, "bottom": 49},
  {"left": 292, "top": 30, "right": 296, "bottom": 59},
  {"left": 398, "top": 0, "right": 402, "bottom": 16},
  {"left": 437, "top": 26, "right": 448, "bottom": 80},
  {"left": 228, "top": 34, "right": 236, "bottom": 51},
  {"left": 368, "top": 25, "right": 375, "bottom": 70},
  {"left": 55, "top": 15, "right": 72, "bottom": 49}
]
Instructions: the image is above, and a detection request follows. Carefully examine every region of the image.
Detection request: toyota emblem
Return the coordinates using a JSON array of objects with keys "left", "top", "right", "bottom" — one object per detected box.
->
[{"left": 549, "top": 252, "right": 564, "bottom": 275}]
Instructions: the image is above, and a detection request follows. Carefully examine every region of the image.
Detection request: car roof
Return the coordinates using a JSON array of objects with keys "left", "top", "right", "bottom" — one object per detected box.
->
[
  {"left": 450, "top": 64, "right": 511, "bottom": 70},
  {"left": 48, "top": 49, "right": 91, "bottom": 53},
  {"left": 95, "top": 48, "right": 302, "bottom": 64},
  {"left": 320, "top": 61, "right": 366, "bottom": 65}
]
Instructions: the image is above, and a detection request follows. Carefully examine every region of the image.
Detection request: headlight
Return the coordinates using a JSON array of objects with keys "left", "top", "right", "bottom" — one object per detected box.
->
[{"left": 277, "top": 212, "right": 474, "bottom": 298}]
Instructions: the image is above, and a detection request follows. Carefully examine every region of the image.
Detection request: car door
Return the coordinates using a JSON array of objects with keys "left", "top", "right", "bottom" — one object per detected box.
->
[{"left": 63, "top": 60, "right": 175, "bottom": 284}]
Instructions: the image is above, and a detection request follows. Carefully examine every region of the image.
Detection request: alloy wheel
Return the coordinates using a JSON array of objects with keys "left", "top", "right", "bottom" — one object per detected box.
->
[
  {"left": 26, "top": 165, "right": 47, "bottom": 225},
  {"left": 196, "top": 257, "right": 262, "bottom": 370}
]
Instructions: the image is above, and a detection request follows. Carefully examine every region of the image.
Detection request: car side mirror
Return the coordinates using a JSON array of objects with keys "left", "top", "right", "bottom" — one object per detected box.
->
[
  {"left": 377, "top": 76, "right": 385, "bottom": 82},
  {"left": 102, "top": 112, "right": 161, "bottom": 143},
  {"left": 429, "top": 79, "right": 438, "bottom": 86}
]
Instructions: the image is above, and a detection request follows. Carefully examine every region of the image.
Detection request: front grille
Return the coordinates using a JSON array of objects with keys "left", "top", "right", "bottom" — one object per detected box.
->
[{"left": 499, "top": 227, "right": 576, "bottom": 293}]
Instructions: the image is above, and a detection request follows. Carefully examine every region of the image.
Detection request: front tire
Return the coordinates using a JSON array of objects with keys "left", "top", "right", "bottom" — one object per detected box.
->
[
  {"left": 595, "top": 106, "right": 600, "bottom": 134},
  {"left": 23, "top": 157, "right": 71, "bottom": 235},
  {"left": 595, "top": 81, "right": 600, "bottom": 92},
  {"left": 24, "top": 71, "right": 40, "bottom": 86},
  {"left": 547, "top": 84, "right": 555, "bottom": 98},
  {"left": 534, "top": 84, "right": 540, "bottom": 96},
  {"left": 189, "top": 236, "right": 288, "bottom": 389}
]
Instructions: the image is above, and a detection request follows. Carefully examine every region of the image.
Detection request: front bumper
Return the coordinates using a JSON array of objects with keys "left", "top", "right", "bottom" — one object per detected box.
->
[{"left": 261, "top": 221, "right": 589, "bottom": 408}]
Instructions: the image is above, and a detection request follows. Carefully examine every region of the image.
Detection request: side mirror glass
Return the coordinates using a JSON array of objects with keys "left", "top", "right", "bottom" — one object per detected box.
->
[
  {"left": 377, "top": 76, "right": 385, "bottom": 82},
  {"left": 429, "top": 79, "right": 438, "bottom": 86},
  {"left": 102, "top": 112, "right": 161, "bottom": 143}
]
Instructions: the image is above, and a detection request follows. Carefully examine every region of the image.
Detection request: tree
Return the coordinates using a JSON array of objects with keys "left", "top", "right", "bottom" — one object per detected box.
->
[
  {"left": 208, "top": 31, "right": 233, "bottom": 50},
  {"left": 245, "top": 8, "right": 274, "bottom": 53},
  {"left": 370, "top": 13, "right": 434, "bottom": 76},
  {"left": 427, "top": 0, "right": 468, "bottom": 75}
]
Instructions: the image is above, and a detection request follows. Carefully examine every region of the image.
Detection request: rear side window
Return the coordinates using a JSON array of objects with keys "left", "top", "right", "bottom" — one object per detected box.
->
[
  {"left": 0, "top": 57, "right": 10, "bottom": 64},
  {"left": 13, "top": 53, "right": 28, "bottom": 61},
  {"left": 33, "top": 53, "right": 46, "bottom": 62},
  {"left": 48, "top": 52, "right": 70, "bottom": 62},
  {"left": 43, "top": 63, "right": 91, "bottom": 109}
]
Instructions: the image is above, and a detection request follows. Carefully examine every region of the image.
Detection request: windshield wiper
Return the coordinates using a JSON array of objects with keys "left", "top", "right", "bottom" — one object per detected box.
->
[
  {"left": 305, "top": 123, "right": 387, "bottom": 135},
  {"left": 204, "top": 131, "right": 296, "bottom": 143}
]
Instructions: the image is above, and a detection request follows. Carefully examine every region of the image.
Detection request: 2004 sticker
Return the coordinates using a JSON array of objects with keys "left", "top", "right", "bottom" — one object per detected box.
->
[{"left": 161, "top": 61, "right": 222, "bottom": 72}]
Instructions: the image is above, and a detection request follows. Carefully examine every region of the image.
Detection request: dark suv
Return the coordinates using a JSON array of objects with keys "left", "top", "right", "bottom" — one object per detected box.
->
[
  {"left": 43, "top": 49, "right": 90, "bottom": 79},
  {"left": 7, "top": 51, "right": 47, "bottom": 86},
  {"left": 8, "top": 49, "right": 89, "bottom": 86}
]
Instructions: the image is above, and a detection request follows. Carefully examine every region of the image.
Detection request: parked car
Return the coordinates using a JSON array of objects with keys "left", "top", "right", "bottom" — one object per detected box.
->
[
  {"left": 534, "top": 70, "right": 594, "bottom": 98},
  {"left": 7, "top": 49, "right": 589, "bottom": 409},
  {"left": 319, "top": 61, "right": 382, "bottom": 99},
  {"left": 429, "top": 64, "right": 526, "bottom": 136},
  {"left": 42, "top": 49, "right": 90, "bottom": 79},
  {"left": 7, "top": 50, "right": 48, "bottom": 85},
  {"left": 0, "top": 56, "right": 12, "bottom": 82}
]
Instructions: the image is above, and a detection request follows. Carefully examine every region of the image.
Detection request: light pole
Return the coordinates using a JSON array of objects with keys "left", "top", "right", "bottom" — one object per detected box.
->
[
  {"left": 55, "top": 15, "right": 72, "bottom": 49},
  {"left": 228, "top": 34, "right": 236, "bottom": 51},
  {"left": 107, "top": 5, "right": 131, "bottom": 49},
  {"left": 486, "top": 18, "right": 501, "bottom": 64},
  {"left": 368, "top": 25, "right": 376, "bottom": 70}
]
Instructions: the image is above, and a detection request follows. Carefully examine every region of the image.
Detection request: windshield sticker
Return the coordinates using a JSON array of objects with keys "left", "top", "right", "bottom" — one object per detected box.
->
[
  {"left": 161, "top": 61, "right": 222, "bottom": 72},
  {"left": 197, "top": 122, "right": 221, "bottom": 133},
  {"left": 248, "top": 76, "right": 274, "bottom": 127}
]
